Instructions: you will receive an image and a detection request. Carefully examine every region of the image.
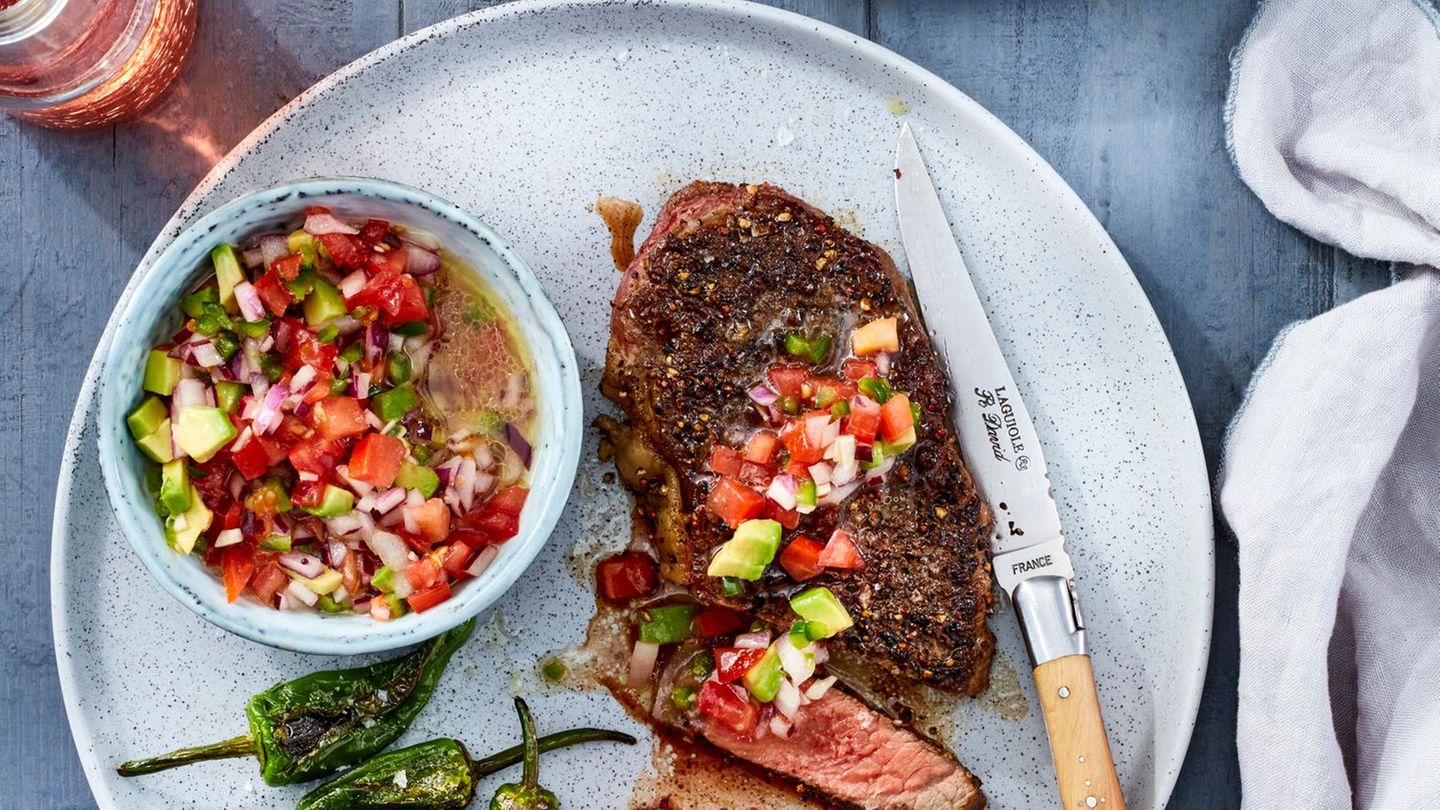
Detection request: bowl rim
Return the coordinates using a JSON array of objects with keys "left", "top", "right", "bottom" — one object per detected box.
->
[{"left": 95, "top": 176, "right": 583, "bottom": 655}]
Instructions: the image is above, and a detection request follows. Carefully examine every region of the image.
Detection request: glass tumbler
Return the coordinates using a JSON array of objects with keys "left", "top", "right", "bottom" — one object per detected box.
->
[{"left": 0, "top": 0, "right": 196, "bottom": 130}]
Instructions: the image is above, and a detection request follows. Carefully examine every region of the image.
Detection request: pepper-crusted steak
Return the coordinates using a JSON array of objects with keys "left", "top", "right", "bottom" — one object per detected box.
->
[{"left": 602, "top": 181, "right": 996, "bottom": 695}]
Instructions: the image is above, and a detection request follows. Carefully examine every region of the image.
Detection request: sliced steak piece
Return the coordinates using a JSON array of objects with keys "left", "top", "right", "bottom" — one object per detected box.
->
[
  {"left": 700, "top": 687, "right": 985, "bottom": 810},
  {"left": 602, "top": 180, "right": 995, "bottom": 695}
]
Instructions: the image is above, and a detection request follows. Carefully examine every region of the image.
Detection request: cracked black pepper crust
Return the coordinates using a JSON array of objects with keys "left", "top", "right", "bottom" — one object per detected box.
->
[{"left": 602, "top": 181, "right": 995, "bottom": 696}]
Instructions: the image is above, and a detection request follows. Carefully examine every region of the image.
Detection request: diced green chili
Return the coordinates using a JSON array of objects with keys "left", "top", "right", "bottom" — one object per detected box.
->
[
  {"left": 778, "top": 395, "right": 801, "bottom": 415},
  {"left": 719, "top": 577, "right": 746, "bottom": 598},
  {"left": 638, "top": 604, "right": 697, "bottom": 644},
  {"left": 215, "top": 381, "right": 245, "bottom": 414},
  {"left": 387, "top": 351, "right": 412, "bottom": 385},
  {"left": 539, "top": 659, "right": 567, "bottom": 683},
  {"left": 671, "top": 686, "right": 698, "bottom": 712},
  {"left": 371, "top": 384, "right": 420, "bottom": 422},
  {"left": 259, "top": 534, "right": 292, "bottom": 552},
  {"left": 339, "top": 343, "right": 364, "bottom": 364},
  {"left": 784, "top": 331, "right": 832, "bottom": 364},
  {"left": 258, "top": 354, "right": 283, "bottom": 383},
  {"left": 181, "top": 287, "right": 219, "bottom": 319},
  {"left": 212, "top": 332, "right": 239, "bottom": 361},
  {"left": 391, "top": 320, "right": 428, "bottom": 337},
  {"left": 857, "top": 376, "right": 893, "bottom": 403},
  {"left": 234, "top": 318, "right": 271, "bottom": 339},
  {"left": 316, "top": 325, "right": 339, "bottom": 344},
  {"left": 830, "top": 399, "right": 851, "bottom": 419},
  {"left": 690, "top": 651, "right": 715, "bottom": 678},
  {"left": 329, "top": 376, "right": 351, "bottom": 396}
]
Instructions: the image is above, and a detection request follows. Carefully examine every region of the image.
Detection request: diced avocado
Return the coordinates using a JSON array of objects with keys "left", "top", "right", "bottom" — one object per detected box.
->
[
  {"left": 289, "top": 567, "right": 343, "bottom": 595},
  {"left": 706, "top": 519, "right": 782, "bottom": 580},
  {"left": 395, "top": 463, "right": 440, "bottom": 498},
  {"left": 301, "top": 484, "right": 354, "bottom": 518},
  {"left": 371, "top": 565, "right": 398, "bottom": 593},
  {"left": 127, "top": 397, "right": 169, "bottom": 440},
  {"left": 212, "top": 244, "right": 245, "bottom": 314},
  {"left": 159, "top": 458, "right": 191, "bottom": 514},
  {"left": 135, "top": 419, "right": 175, "bottom": 463},
  {"left": 639, "top": 604, "right": 697, "bottom": 644},
  {"left": 886, "top": 427, "right": 917, "bottom": 454},
  {"left": 173, "top": 406, "right": 238, "bottom": 463},
  {"left": 742, "top": 646, "right": 784, "bottom": 702},
  {"left": 386, "top": 593, "right": 409, "bottom": 618},
  {"left": 163, "top": 485, "right": 212, "bottom": 554},
  {"left": 317, "top": 594, "right": 349, "bottom": 614},
  {"left": 143, "top": 349, "right": 182, "bottom": 396},
  {"left": 287, "top": 230, "right": 320, "bottom": 268},
  {"left": 371, "top": 384, "right": 420, "bottom": 422},
  {"left": 789, "top": 587, "right": 854, "bottom": 639},
  {"left": 303, "top": 278, "right": 347, "bottom": 327},
  {"left": 214, "top": 381, "right": 245, "bottom": 414},
  {"left": 259, "top": 534, "right": 292, "bottom": 552},
  {"left": 795, "top": 478, "right": 818, "bottom": 509}
]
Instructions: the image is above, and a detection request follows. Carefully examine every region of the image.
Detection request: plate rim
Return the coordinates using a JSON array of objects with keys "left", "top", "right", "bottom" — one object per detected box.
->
[{"left": 50, "top": 1, "right": 1215, "bottom": 807}]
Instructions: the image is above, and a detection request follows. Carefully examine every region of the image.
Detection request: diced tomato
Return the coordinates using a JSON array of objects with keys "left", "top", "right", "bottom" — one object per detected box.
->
[
  {"left": 697, "top": 681, "right": 760, "bottom": 735},
  {"left": 706, "top": 478, "right": 766, "bottom": 528},
  {"left": 219, "top": 501, "right": 244, "bottom": 531},
  {"left": 817, "top": 529, "right": 864, "bottom": 570},
  {"left": 743, "top": 431, "right": 778, "bottom": 464},
  {"left": 388, "top": 273, "right": 429, "bottom": 323},
  {"left": 407, "top": 581, "right": 452, "bottom": 613},
  {"left": 779, "top": 535, "right": 826, "bottom": 581},
  {"left": 284, "top": 324, "right": 339, "bottom": 372},
  {"left": 446, "top": 528, "right": 494, "bottom": 550},
  {"left": 595, "top": 552, "right": 659, "bottom": 603},
  {"left": 767, "top": 364, "right": 809, "bottom": 398},
  {"left": 785, "top": 459, "right": 813, "bottom": 480},
  {"left": 763, "top": 501, "right": 801, "bottom": 530},
  {"left": 346, "top": 270, "right": 430, "bottom": 326},
  {"left": 440, "top": 540, "right": 477, "bottom": 577},
  {"left": 880, "top": 392, "right": 914, "bottom": 442},
  {"left": 359, "top": 219, "right": 391, "bottom": 244},
  {"left": 844, "top": 395, "right": 882, "bottom": 444},
  {"left": 708, "top": 445, "right": 744, "bottom": 477},
  {"left": 302, "top": 370, "right": 333, "bottom": 404},
  {"left": 249, "top": 563, "right": 289, "bottom": 605},
  {"left": 252, "top": 270, "right": 293, "bottom": 317},
  {"left": 270, "top": 253, "right": 303, "bottom": 281},
  {"left": 288, "top": 437, "right": 343, "bottom": 478},
  {"left": 396, "top": 528, "right": 432, "bottom": 555},
  {"left": 229, "top": 434, "right": 273, "bottom": 481},
  {"left": 487, "top": 486, "right": 529, "bottom": 516},
  {"left": 693, "top": 606, "right": 747, "bottom": 639},
  {"left": 222, "top": 544, "right": 256, "bottom": 603},
  {"left": 460, "top": 486, "right": 529, "bottom": 542},
  {"left": 289, "top": 479, "right": 328, "bottom": 509},
  {"left": 411, "top": 498, "right": 451, "bottom": 542},
  {"left": 780, "top": 420, "right": 825, "bottom": 465},
  {"left": 809, "top": 376, "right": 856, "bottom": 404},
  {"left": 405, "top": 556, "right": 445, "bottom": 592},
  {"left": 348, "top": 433, "right": 406, "bottom": 487},
  {"left": 366, "top": 247, "right": 408, "bottom": 277},
  {"left": 736, "top": 461, "right": 775, "bottom": 489},
  {"left": 714, "top": 647, "right": 768, "bottom": 683},
  {"left": 274, "top": 413, "right": 312, "bottom": 446},
  {"left": 841, "top": 359, "right": 878, "bottom": 382},
  {"left": 311, "top": 396, "right": 368, "bottom": 440},
  {"left": 317, "top": 232, "right": 368, "bottom": 269}
]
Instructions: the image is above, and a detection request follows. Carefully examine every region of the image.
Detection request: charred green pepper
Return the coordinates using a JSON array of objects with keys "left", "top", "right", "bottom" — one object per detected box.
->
[
  {"left": 489, "top": 698, "right": 559, "bottom": 810},
  {"left": 295, "top": 720, "right": 635, "bottom": 810},
  {"left": 116, "top": 618, "right": 474, "bottom": 786}
]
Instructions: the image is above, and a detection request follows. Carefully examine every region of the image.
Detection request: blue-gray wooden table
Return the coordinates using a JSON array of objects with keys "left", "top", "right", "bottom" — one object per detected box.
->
[{"left": 0, "top": 1, "right": 1386, "bottom": 807}]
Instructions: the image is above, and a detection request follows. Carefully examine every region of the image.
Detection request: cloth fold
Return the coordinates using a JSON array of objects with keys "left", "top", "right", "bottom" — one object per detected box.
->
[{"left": 1222, "top": 0, "right": 1440, "bottom": 808}]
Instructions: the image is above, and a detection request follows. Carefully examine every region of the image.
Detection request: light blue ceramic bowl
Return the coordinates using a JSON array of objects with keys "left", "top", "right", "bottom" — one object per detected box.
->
[{"left": 97, "top": 178, "right": 583, "bottom": 656}]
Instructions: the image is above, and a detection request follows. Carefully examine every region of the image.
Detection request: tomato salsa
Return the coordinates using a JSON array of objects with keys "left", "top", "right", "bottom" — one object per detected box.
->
[
  {"left": 126, "top": 207, "right": 537, "bottom": 619},
  {"left": 595, "top": 317, "right": 917, "bottom": 737}
]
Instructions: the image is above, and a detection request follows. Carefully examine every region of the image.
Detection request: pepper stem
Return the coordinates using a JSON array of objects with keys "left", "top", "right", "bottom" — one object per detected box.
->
[
  {"left": 515, "top": 697, "right": 539, "bottom": 789},
  {"left": 470, "top": 728, "right": 638, "bottom": 779},
  {"left": 116, "top": 735, "right": 257, "bottom": 777}
]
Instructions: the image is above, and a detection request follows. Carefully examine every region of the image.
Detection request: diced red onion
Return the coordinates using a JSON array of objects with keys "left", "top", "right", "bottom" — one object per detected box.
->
[
  {"left": 766, "top": 474, "right": 798, "bottom": 511},
  {"left": 258, "top": 334, "right": 275, "bottom": 353},
  {"left": 855, "top": 443, "right": 873, "bottom": 463},
  {"left": 227, "top": 472, "right": 244, "bottom": 500},
  {"left": 253, "top": 383, "right": 288, "bottom": 435},
  {"left": 214, "top": 528, "right": 243, "bottom": 548},
  {"left": 327, "top": 541, "right": 348, "bottom": 568},
  {"left": 279, "top": 552, "right": 326, "bottom": 578},
  {"left": 765, "top": 405, "right": 783, "bottom": 425},
  {"left": 325, "top": 512, "right": 364, "bottom": 537},
  {"left": 401, "top": 505, "right": 420, "bottom": 535},
  {"left": 456, "top": 457, "right": 478, "bottom": 512},
  {"left": 241, "top": 246, "right": 265, "bottom": 269},
  {"left": 818, "top": 480, "right": 860, "bottom": 506},
  {"left": 171, "top": 378, "right": 208, "bottom": 410},
  {"left": 769, "top": 713, "right": 793, "bottom": 738},
  {"left": 405, "top": 489, "right": 424, "bottom": 507},
  {"left": 356, "top": 492, "right": 377, "bottom": 513},
  {"left": 735, "top": 631, "right": 771, "bottom": 650},
  {"left": 193, "top": 342, "right": 226, "bottom": 369},
  {"left": 399, "top": 228, "right": 442, "bottom": 250},
  {"left": 474, "top": 471, "right": 496, "bottom": 498},
  {"left": 291, "top": 520, "right": 317, "bottom": 540},
  {"left": 748, "top": 385, "right": 778, "bottom": 407},
  {"left": 353, "top": 372, "right": 371, "bottom": 400},
  {"left": 290, "top": 364, "right": 317, "bottom": 393},
  {"left": 774, "top": 678, "right": 802, "bottom": 719},
  {"left": 403, "top": 244, "right": 442, "bottom": 275},
  {"left": 336, "top": 465, "right": 374, "bottom": 498},
  {"left": 304, "top": 211, "right": 358, "bottom": 236},
  {"left": 805, "top": 675, "right": 837, "bottom": 700},
  {"left": 339, "top": 270, "right": 366, "bottom": 299},
  {"left": 284, "top": 580, "right": 319, "bottom": 607},
  {"left": 364, "top": 530, "right": 410, "bottom": 571},
  {"left": 808, "top": 462, "right": 833, "bottom": 486},
  {"left": 364, "top": 410, "right": 384, "bottom": 431},
  {"left": 332, "top": 315, "right": 364, "bottom": 336},
  {"left": 233, "top": 280, "right": 265, "bottom": 322},
  {"left": 804, "top": 414, "right": 831, "bottom": 448},
  {"left": 275, "top": 593, "right": 292, "bottom": 611},
  {"left": 628, "top": 641, "right": 660, "bottom": 688},
  {"left": 466, "top": 546, "right": 499, "bottom": 578},
  {"left": 374, "top": 487, "right": 406, "bottom": 515},
  {"left": 259, "top": 234, "right": 289, "bottom": 267},
  {"left": 777, "top": 633, "right": 816, "bottom": 684},
  {"left": 865, "top": 456, "right": 896, "bottom": 481},
  {"left": 504, "top": 424, "right": 532, "bottom": 469},
  {"left": 831, "top": 460, "right": 859, "bottom": 487},
  {"left": 364, "top": 323, "right": 386, "bottom": 365},
  {"left": 875, "top": 351, "right": 891, "bottom": 376},
  {"left": 379, "top": 508, "right": 404, "bottom": 528}
]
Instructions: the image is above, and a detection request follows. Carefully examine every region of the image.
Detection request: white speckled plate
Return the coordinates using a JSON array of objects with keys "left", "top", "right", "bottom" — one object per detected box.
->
[{"left": 51, "top": 1, "right": 1213, "bottom": 808}]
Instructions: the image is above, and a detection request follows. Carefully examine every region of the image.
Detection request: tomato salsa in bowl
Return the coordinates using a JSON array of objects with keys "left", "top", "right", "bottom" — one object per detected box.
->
[{"left": 98, "top": 178, "right": 581, "bottom": 655}]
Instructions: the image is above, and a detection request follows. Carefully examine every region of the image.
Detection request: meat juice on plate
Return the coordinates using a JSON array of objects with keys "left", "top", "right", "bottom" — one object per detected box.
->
[{"left": 126, "top": 208, "right": 536, "bottom": 620}]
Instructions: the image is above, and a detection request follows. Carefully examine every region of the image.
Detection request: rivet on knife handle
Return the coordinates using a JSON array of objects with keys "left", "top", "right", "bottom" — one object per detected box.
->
[{"left": 1034, "top": 654, "right": 1126, "bottom": 810}]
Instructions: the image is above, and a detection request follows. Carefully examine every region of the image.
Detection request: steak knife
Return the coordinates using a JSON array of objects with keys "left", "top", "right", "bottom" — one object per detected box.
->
[{"left": 893, "top": 123, "right": 1126, "bottom": 810}]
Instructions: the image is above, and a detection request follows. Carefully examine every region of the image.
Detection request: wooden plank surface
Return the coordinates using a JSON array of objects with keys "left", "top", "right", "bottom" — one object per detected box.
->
[{"left": 0, "top": 0, "right": 1388, "bottom": 807}]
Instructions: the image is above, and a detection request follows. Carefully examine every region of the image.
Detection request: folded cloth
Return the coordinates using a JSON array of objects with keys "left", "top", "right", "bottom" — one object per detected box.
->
[{"left": 1222, "top": 1, "right": 1440, "bottom": 808}]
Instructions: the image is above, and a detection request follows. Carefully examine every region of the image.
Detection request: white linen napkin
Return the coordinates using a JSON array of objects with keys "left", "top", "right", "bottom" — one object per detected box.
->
[{"left": 1222, "top": 1, "right": 1440, "bottom": 808}]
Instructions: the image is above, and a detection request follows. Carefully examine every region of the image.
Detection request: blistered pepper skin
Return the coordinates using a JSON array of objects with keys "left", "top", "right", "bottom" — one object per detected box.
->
[{"left": 296, "top": 738, "right": 477, "bottom": 810}]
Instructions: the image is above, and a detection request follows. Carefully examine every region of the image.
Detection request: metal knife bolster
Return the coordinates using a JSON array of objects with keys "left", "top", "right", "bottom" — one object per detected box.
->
[{"left": 993, "top": 537, "right": 1087, "bottom": 667}]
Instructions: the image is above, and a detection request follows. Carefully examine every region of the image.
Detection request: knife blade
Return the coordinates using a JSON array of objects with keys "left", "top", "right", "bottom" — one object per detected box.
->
[{"left": 894, "top": 122, "right": 1125, "bottom": 810}]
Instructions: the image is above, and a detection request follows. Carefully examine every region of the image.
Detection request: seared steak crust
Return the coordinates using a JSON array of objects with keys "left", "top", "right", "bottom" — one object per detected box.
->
[{"left": 603, "top": 182, "right": 995, "bottom": 695}]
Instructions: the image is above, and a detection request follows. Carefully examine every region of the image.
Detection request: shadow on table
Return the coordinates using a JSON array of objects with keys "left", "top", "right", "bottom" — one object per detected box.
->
[{"left": 15, "top": 0, "right": 317, "bottom": 258}]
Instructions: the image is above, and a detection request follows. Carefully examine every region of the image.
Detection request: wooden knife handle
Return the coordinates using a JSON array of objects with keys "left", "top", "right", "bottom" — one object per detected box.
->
[{"left": 1033, "top": 653, "right": 1126, "bottom": 810}]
